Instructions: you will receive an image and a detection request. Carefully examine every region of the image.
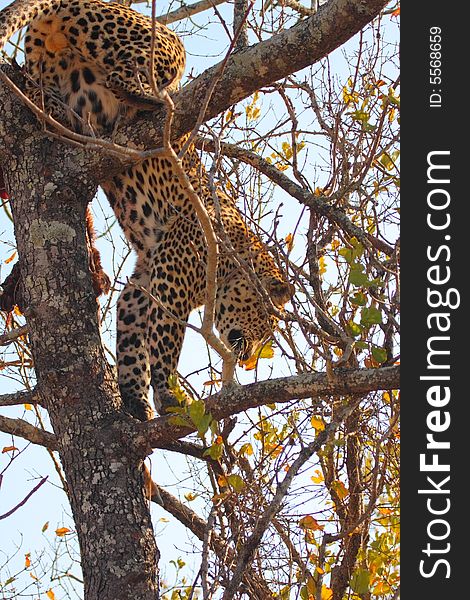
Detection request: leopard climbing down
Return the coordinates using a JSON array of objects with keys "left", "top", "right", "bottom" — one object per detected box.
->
[{"left": 0, "top": 0, "right": 292, "bottom": 421}]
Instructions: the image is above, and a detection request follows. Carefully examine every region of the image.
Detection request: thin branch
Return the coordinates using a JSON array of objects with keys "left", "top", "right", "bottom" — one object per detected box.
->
[
  {"left": 152, "top": 483, "right": 274, "bottom": 599},
  {"left": 150, "top": 89, "right": 237, "bottom": 385},
  {"left": 0, "top": 475, "right": 48, "bottom": 520},
  {"left": 198, "top": 137, "right": 395, "bottom": 256},
  {"left": 0, "top": 388, "right": 40, "bottom": 407},
  {"left": 221, "top": 396, "right": 362, "bottom": 598},
  {"left": 0, "top": 324, "right": 28, "bottom": 346},
  {"left": 0, "top": 415, "right": 57, "bottom": 449},
  {"left": 157, "top": 0, "right": 228, "bottom": 26}
]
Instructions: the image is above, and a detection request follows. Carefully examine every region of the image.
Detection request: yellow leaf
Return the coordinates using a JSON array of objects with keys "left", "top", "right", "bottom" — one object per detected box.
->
[
  {"left": 46, "top": 590, "right": 55, "bottom": 600},
  {"left": 265, "top": 443, "right": 283, "bottom": 459},
  {"left": 239, "top": 443, "right": 253, "bottom": 456},
  {"left": 184, "top": 492, "right": 198, "bottom": 502},
  {"left": 318, "top": 256, "right": 327, "bottom": 276},
  {"left": 311, "top": 469, "right": 324, "bottom": 484},
  {"left": 24, "top": 553, "right": 31, "bottom": 568},
  {"left": 332, "top": 480, "right": 349, "bottom": 501},
  {"left": 285, "top": 233, "right": 294, "bottom": 253},
  {"left": 2, "top": 445, "right": 18, "bottom": 453},
  {"left": 24, "top": 403, "right": 33, "bottom": 411},
  {"left": 321, "top": 585, "right": 333, "bottom": 600},
  {"left": 225, "top": 110, "right": 233, "bottom": 122},
  {"left": 159, "top": 517, "right": 170, "bottom": 523},
  {"left": 310, "top": 416, "right": 325, "bottom": 432},
  {"left": 299, "top": 515, "right": 324, "bottom": 531},
  {"left": 239, "top": 341, "right": 274, "bottom": 370},
  {"left": 5, "top": 250, "right": 16, "bottom": 264},
  {"left": 13, "top": 305, "right": 23, "bottom": 316},
  {"left": 257, "top": 340, "right": 274, "bottom": 359},
  {"left": 55, "top": 527, "right": 71, "bottom": 537},
  {"left": 203, "top": 379, "right": 222, "bottom": 387}
]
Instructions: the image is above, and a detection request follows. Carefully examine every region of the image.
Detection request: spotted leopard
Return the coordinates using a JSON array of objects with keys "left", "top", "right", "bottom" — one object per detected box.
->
[{"left": 0, "top": 0, "right": 292, "bottom": 419}]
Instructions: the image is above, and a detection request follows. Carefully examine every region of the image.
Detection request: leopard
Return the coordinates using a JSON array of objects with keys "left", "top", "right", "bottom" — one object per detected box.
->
[{"left": 0, "top": 0, "right": 292, "bottom": 421}]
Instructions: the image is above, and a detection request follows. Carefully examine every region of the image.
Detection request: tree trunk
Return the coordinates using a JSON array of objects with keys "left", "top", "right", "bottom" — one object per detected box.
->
[{"left": 1, "top": 81, "right": 160, "bottom": 600}]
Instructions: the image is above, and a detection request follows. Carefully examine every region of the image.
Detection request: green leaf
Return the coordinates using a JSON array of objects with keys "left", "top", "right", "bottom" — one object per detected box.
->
[
  {"left": 339, "top": 247, "right": 354, "bottom": 263},
  {"left": 227, "top": 474, "right": 245, "bottom": 492},
  {"left": 203, "top": 443, "right": 223, "bottom": 461},
  {"left": 350, "top": 291, "right": 367, "bottom": 306},
  {"left": 350, "top": 568, "right": 370, "bottom": 595},
  {"left": 354, "top": 341, "right": 368, "bottom": 350},
  {"left": 360, "top": 306, "right": 383, "bottom": 326},
  {"left": 372, "top": 346, "right": 388, "bottom": 363},
  {"left": 349, "top": 263, "right": 370, "bottom": 287},
  {"left": 347, "top": 320, "right": 362, "bottom": 337},
  {"left": 168, "top": 415, "right": 191, "bottom": 428}
]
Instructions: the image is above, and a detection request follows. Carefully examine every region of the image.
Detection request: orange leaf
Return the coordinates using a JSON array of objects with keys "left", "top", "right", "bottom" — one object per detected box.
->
[
  {"left": 239, "top": 354, "right": 258, "bottom": 371},
  {"left": 46, "top": 590, "right": 56, "bottom": 600},
  {"left": 55, "top": 527, "right": 71, "bottom": 537},
  {"left": 217, "top": 475, "right": 228, "bottom": 488},
  {"left": 285, "top": 233, "right": 294, "bottom": 253},
  {"left": 332, "top": 480, "right": 349, "bottom": 501},
  {"left": 24, "top": 553, "right": 31, "bottom": 569},
  {"left": 391, "top": 7, "right": 400, "bottom": 17},
  {"left": 2, "top": 446, "right": 18, "bottom": 453},
  {"left": 24, "top": 404, "right": 33, "bottom": 411},
  {"left": 13, "top": 305, "right": 23, "bottom": 316},
  {"left": 5, "top": 251, "right": 16, "bottom": 264},
  {"left": 310, "top": 416, "right": 325, "bottom": 432},
  {"left": 299, "top": 515, "right": 324, "bottom": 531}
]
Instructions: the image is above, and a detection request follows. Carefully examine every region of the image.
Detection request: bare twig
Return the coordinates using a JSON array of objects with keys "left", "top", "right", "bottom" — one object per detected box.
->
[
  {"left": 221, "top": 396, "right": 362, "bottom": 598},
  {"left": 0, "top": 475, "right": 48, "bottom": 520},
  {"left": 157, "top": 0, "right": 227, "bottom": 25},
  {"left": 198, "top": 137, "right": 395, "bottom": 256}
]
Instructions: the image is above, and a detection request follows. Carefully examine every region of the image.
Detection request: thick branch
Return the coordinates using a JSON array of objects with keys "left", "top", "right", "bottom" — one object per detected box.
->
[
  {"left": 0, "top": 389, "right": 39, "bottom": 407},
  {"left": 103, "top": 0, "right": 389, "bottom": 167},
  {"left": 1, "top": 0, "right": 388, "bottom": 184},
  {"left": 136, "top": 365, "right": 399, "bottom": 449},
  {"left": 0, "top": 415, "right": 57, "bottom": 449}
]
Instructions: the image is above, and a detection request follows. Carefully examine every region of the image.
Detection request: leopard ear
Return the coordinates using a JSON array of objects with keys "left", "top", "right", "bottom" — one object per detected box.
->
[{"left": 266, "top": 278, "right": 294, "bottom": 306}]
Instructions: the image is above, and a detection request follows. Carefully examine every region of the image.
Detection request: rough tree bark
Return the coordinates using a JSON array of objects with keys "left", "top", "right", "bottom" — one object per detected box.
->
[
  {"left": 0, "top": 0, "right": 391, "bottom": 598},
  {"left": 1, "top": 79, "right": 161, "bottom": 598}
]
